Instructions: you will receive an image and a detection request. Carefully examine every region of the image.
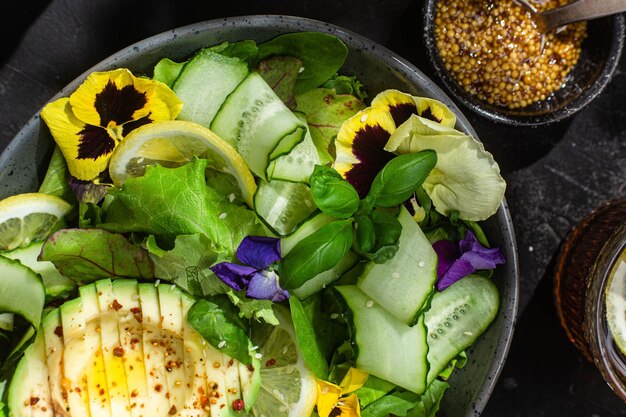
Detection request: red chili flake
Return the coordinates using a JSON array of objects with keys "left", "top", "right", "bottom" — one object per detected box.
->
[
  {"left": 265, "top": 358, "right": 276, "bottom": 367},
  {"left": 113, "top": 347, "right": 125, "bottom": 357},
  {"left": 30, "top": 397, "right": 40, "bottom": 406},
  {"left": 99, "top": 389, "right": 105, "bottom": 396},
  {"left": 200, "top": 395, "right": 209, "bottom": 407},
  {"left": 110, "top": 300, "right": 123, "bottom": 311},
  {"left": 232, "top": 399, "right": 245, "bottom": 412},
  {"left": 247, "top": 364, "right": 255, "bottom": 372},
  {"left": 155, "top": 384, "right": 163, "bottom": 392},
  {"left": 130, "top": 307, "right": 143, "bottom": 323},
  {"left": 168, "top": 405, "right": 177, "bottom": 415},
  {"left": 54, "top": 326, "right": 63, "bottom": 338},
  {"left": 130, "top": 307, "right": 141, "bottom": 314},
  {"left": 131, "top": 390, "right": 139, "bottom": 398}
]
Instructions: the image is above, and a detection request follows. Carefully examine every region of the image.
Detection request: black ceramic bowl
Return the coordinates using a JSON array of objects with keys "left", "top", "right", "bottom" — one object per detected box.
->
[
  {"left": 0, "top": 15, "right": 519, "bottom": 417},
  {"left": 423, "top": 1, "right": 625, "bottom": 126}
]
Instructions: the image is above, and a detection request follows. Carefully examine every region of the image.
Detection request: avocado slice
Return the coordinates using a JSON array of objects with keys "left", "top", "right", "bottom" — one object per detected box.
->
[
  {"left": 109, "top": 279, "right": 149, "bottom": 417},
  {"left": 91, "top": 279, "right": 132, "bottom": 417},
  {"left": 42, "top": 309, "right": 65, "bottom": 416},
  {"left": 76, "top": 284, "right": 113, "bottom": 417},
  {"left": 156, "top": 285, "right": 187, "bottom": 415},
  {"left": 8, "top": 324, "right": 53, "bottom": 417},
  {"left": 180, "top": 293, "right": 210, "bottom": 416},
  {"left": 137, "top": 283, "right": 172, "bottom": 416},
  {"left": 59, "top": 297, "right": 95, "bottom": 417}
]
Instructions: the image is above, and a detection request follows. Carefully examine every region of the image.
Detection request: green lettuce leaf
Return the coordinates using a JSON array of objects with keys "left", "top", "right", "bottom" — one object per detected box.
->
[
  {"left": 257, "top": 56, "right": 302, "bottom": 109},
  {"left": 99, "top": 160, "right": 263, "bottom": 255},
  {"left": 39, "top": 228, "right": 155, "bottom": 283},
  {"left": 38, "top": 146, "right": 75, "bottom": 205},
  {"left": 321, "top": 74, "right": 368, "bottom": 101},
  {"left": 147, "top": 234, "right": 230, "bottom": 297},
  {"left": 226, "top": 290, "right": 279, "bottom": 326},
  {"left": 153, "top": 58, "right": 186, "bottom": 87}
]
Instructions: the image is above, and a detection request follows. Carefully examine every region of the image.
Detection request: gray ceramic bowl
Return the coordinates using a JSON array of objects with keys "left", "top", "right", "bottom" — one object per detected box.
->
[{"left": 0, "top": 15, "right": 519, "bottom": 417}]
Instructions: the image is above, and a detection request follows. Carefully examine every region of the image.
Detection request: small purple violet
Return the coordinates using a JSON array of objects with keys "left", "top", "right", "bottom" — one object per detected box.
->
[
  {"left": 432, "top": 230, "right": 505, "bottom": 291},
  {"left": 210, "top": 236, "right": 289, "bottom": 302}
]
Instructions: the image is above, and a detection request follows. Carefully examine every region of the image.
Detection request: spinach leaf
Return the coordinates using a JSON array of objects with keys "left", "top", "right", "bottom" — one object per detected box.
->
[
  {"left": 353, "top": 375, "right": 397, "bottom": 408},
  {"left": 406, "top": 380, "right": 449, "bottom": 417},
  {"left": 361, "top": 390, "right": 421, "bottom": 417},
  {"left": 40, "top": 228, "right": 155, "bottom": 283},
  {"left": 310, "top": 165, "right": 360, "bottom": 219},
  {"left": 289, "top": 297, "right": 329, "bottom": 379},
  {"left": 366, "top": 151, "right": 437, "bottom": 208},
  {"left": 279, "top": 219, "right": 353, "bottom": 289},
  {"left": 187, "top": 296, "right": 252, "bottom": 365},
  {"left": 257, "top": 32, "right": 348, "bottom": 94}
]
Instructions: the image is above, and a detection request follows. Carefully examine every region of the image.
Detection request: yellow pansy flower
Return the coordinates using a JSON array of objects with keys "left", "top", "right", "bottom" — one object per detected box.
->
[
  {"left": 41, "top": 68, "right": 182, "bottom": 181},
  {"left": 371, "top": 89, "right": 457, "bottom": 128},
  {"left": 316, "top": 368, "right": 368, "bottom": 417}
]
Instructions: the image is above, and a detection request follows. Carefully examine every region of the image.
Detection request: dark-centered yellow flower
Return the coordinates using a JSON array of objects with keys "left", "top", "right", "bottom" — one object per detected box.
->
[
  {"left": 41, "top": 69, "right": 182, "bottom": 181},
  {"left": 333, "top": 90, "right": 458, "bottom": 198}
]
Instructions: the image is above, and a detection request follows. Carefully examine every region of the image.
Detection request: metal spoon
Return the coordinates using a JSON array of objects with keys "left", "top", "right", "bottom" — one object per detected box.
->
[{"left": 516, "top": 0, "right": 626, "bottom": 33}]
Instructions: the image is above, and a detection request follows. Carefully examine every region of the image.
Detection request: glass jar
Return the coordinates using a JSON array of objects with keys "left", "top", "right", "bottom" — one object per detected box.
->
[{"left": 554, "top": 198, "right": 626, "bottom": 401}]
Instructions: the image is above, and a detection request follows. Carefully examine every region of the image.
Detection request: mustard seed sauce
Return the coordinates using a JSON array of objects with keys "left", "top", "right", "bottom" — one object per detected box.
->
[{"left": 434, "top": 0, "right": 587, "bottom": 109}]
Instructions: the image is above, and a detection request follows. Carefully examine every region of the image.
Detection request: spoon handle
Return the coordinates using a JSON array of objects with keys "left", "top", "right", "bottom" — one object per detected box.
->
[{"left": 540, "top": 0, "right": 626, "bottom": 31}]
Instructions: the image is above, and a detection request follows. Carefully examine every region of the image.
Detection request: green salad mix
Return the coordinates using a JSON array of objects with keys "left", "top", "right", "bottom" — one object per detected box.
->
[{"left": 0, "top": 31, "right": 506, "bottom": 417}]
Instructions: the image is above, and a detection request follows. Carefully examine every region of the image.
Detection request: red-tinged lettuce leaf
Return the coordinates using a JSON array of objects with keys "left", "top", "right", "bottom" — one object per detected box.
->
[
  {"left": 296, "top": 88, "right": 365, "bottom": 164},
  {"left": 257, "top": 55, "right": 302, "bottom": 109},
  {"left": 39, "top": 228, "right": 155, "bottom": 283}
]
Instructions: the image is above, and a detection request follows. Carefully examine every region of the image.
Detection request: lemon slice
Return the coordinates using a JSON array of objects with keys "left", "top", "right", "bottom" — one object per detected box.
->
[
  {"left": 0, "top": 193, "right": 71, "bottom": 251},
  {"left": 108, "top": 120, "right": 257, "bottom": 206},
  {"left": 252, "top": 305, "right": 317, "bottom": 417},
  {"left": 605, "top": 250, "right": 626, "bottom": 355}
]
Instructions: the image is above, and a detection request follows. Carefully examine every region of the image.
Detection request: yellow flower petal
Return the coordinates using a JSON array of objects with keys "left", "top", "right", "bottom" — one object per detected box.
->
[
  {"left": 339, "top": 368, "right": 368, "bottom": 394},
  {"left": 337, "top": 394, "right": 361, "bottom": 417},
  {"left": 41, "top": 98, "right": 118, "bottom": 181},
  {"left": 69, "top": 68, "right": 182, "bottom": 129},
  {"left": 316, "top": 379, "right": 343, "bottom": 417},
  {"left": 372, "top": 89, "right": 457, "bottom": 128},
  {"left": 333, "top": 106, "right": 396, "bottom": 197}
]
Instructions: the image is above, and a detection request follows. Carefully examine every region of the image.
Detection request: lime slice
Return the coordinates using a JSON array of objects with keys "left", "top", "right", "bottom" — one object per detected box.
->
[
  {"left": 0, "top": 193, "right": 71, "bottom": 251},
  {"left": 108, "top": 120, "right": 257, "bottom": 206},
  {"left": 606, "top": 250, "right": 626, "bottom": 355},
  {"left": 252, "top": 305, "right": 317, "bottom": 417}
]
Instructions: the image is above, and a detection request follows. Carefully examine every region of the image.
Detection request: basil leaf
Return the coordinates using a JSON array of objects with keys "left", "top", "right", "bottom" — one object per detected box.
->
[
  {"left": 279, "top": 219, "right": 353, "bottom": 289},
  {"left": 353, "top": 210, "right": 401, "bottom": 263},
  {"left": 366, "top": 151, "right": 437, "bottom": 208},
  {"left": 289, "top": 297, "right": 329, "bottom": 379},
  {"left": 353, "top": 214, "right": 376, "bottom": 254},
  {"left": 310, "top": 165, "right": 360, "bottom": 219},
  {"left": 361, "top": 390, "right": 421, "bottom": 417},
  {"left": 187, "top": 296, "right": 251, "bottom": 365}
]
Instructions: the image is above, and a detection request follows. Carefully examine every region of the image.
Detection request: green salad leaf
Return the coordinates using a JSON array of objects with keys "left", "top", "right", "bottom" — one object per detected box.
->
[
  {"left": 321, "top": 74, "right": 368, "bottom": 100},
  {"left": 39, "top": 228, "right": 155, "bottom": 283},
  {"left": 296, "top": 88, "right": 365, "bottom": 164},
  {"left": 280, "top": 219, "right": 353, "bottom": 289},
  {"left": 289, "top": 296, "right": 329, "bottom": 379},
  {"left": 38, "top": 146, "right": 75, "bottom": 205},
  {"left": 310, "top": 165, "right": 360, "bottom": 219},
  {"left": 209, "top": 40, "right": 259, "bottom": 65},
  {"left": 257, "top": 32, "right": 348, "bottom": 94},
  {"left": 226, "top": 290, "right": 279, "bottom": 326},
  {"left": 187, "top": 296, "right": 252, "bottom": 365},
  {"left": 257, "top": 56, "right": 302, "bottom": 109}
]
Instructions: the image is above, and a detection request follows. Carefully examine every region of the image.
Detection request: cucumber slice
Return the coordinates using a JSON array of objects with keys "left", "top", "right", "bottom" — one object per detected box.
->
[
  {"left": 172, "top": 49, "right": 249, "bottom": 128},
  {"left": 424, "top": 275, "right": 499, "bottom": 383},
  {"left": 269, "top": 115, "right": 321, "bottom": 183},
  {"left": 333, "top": 285, "right": 429, "bottom": 394},
  {"left": 211, "top": 72, "right": 307, "bottom": 180},
  {"left": 357, "top": 207, "right": 437, "bottom": 326},
  {"left": 254, "top": 180, "right": 317, "bottom": 236}
]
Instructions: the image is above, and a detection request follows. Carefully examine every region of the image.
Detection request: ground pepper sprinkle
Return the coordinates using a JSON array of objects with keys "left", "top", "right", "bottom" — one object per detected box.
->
[{"left": 434, "top": 0, "right": 587, "bottom": 109}]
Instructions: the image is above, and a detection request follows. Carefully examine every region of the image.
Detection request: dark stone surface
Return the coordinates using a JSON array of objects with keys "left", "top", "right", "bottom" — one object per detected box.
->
[{"left": 1, "top": 0, "right": 625, "bottom": 415}]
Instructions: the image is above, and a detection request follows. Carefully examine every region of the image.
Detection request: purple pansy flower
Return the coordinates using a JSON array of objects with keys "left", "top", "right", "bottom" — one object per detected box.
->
[
  {"left": 432, "top": 230, "right": 505, "bottom": 291},
  {"left": 210, "top": 236, "right": 289, "bottom": 302}
]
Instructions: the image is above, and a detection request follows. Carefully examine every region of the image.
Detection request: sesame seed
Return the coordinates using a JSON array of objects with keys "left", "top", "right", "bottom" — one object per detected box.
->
[
  {"left": 249, "top": 345, "right": 259, "bottom": 351},
  {"left": 360, "top": 114, "right": 368, "bottom": 123},
  {"left": 154, "top": 279, "right": 160, "bottom": 287},
  {"left": 217, "top": 340, "right": 226, "bottom": 349},
  {"left": 366, "top": 300, "right": 374, "bottom": 308},
  {"left": 464, "top": 331, "right": 474, "bottom": 336},
  {"left": 254, "top": 353, "right": 263, "bottom": 359},
  {"left": 418, "top": 261, "right": 425, "bottom": 267},
  {"left": 330, "top": 313, "right": 339, "bottom": 319},
  {"left": 227, "top": 193, "right": 236, "bottom": 202},
  {"left": 218, "top": 213, "right": 228, "bottom": 220},
  {"left": 392, "top": 272, "right": 400, "bottom": 279}
]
